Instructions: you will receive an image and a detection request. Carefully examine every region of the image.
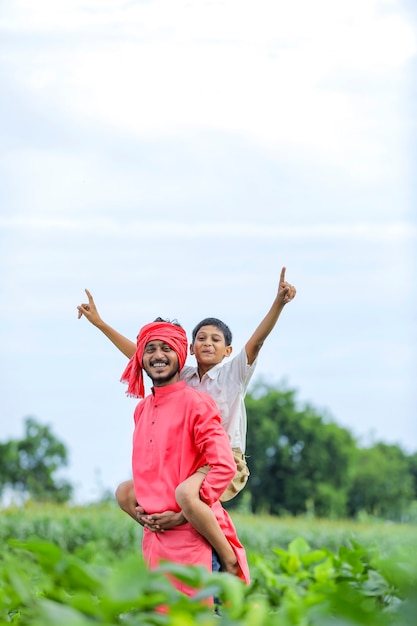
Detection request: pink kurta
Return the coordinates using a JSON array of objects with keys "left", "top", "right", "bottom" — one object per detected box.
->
[{"left": 132, "top": 380, "right": 250, "bottom": 594}]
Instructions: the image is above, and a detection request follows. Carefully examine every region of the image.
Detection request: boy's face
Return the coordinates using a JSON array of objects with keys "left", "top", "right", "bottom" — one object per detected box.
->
[
  {"left": 190, "top": 325, "right": 232, "bottom": 367},
  {"left": 142, "top": 340, "right": 180, "bottom": 386}
]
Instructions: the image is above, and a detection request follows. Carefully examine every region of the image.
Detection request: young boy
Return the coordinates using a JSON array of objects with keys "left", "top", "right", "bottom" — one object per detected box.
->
[{"left": 77, "top": 267, "right": 296, "bottom": 567}]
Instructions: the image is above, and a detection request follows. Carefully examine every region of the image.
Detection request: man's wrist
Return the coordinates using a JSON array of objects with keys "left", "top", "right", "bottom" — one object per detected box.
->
[{"left": 177, "top": 511, "right": 187, "bottom": 525}]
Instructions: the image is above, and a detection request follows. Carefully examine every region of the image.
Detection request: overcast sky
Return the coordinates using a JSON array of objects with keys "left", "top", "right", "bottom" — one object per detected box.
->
[{"left": 1, "top": 0, "right": 416, "bottom": 504}]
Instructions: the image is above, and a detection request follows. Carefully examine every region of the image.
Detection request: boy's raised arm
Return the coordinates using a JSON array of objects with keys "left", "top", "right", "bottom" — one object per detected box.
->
[
  {"left": 77, "top": 289, "right": 136, "bottom": 359},
  {"left": 245, "top": 267, "right": 296, "bottom": 365}
]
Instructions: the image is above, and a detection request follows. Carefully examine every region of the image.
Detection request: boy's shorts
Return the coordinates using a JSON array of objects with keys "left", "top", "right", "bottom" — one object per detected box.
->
[{"left": 198, "top": 448, "right": 250, "bottom": 502}]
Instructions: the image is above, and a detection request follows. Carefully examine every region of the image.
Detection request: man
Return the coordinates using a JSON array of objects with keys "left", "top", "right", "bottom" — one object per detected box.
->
[{"left": 121, "top": 319, "right": 250, "bottom": 597}]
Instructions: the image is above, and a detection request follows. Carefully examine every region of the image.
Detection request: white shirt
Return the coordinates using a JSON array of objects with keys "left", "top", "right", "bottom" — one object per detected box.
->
[{"left": 180, "top": 347, "right": 257, "bottom": 453}]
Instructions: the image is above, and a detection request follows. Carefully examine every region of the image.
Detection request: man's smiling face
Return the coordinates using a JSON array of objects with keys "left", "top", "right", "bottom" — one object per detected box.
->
[{"left": 142, "top": 340, "right": 180, "bottom": 386}]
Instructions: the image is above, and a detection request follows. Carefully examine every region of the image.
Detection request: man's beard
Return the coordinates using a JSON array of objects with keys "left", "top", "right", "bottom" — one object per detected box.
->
[{"left": 145, "top": 363, "right": 180, "bottom": 385}]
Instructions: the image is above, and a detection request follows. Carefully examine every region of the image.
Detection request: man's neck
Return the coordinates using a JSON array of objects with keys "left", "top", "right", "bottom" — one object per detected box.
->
[{"left": 152, "top": 374, "right": 181, "bottom": 388}]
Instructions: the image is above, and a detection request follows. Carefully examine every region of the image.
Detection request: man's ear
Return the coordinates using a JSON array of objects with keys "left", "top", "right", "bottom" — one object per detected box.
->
[
  {"left": 225, "top": 345, "right": 233, "bottom": 357},
  {"left": 189, "top": 343, "right": 195, "bottom": 355}
]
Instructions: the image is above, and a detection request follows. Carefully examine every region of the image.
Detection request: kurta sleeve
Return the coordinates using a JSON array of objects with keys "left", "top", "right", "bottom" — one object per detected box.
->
[{"left": 192, "top": 396, "right": 236, "bottom": 505}]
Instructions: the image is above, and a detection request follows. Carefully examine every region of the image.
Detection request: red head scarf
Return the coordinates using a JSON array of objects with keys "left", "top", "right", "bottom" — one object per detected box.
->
[{"left": 120, "top": 321, "right": 188, "bottom": 398}]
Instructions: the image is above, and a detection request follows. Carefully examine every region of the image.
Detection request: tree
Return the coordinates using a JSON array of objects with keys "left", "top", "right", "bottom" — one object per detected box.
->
[
  {"left": 0, "top": 417, "right": 73, "bottom": 503},
  {"left": 347, "top": 443, "right": 414, "bottom": 520},
  {"left": 243, "top": 382, "right": 357, "bottom": 518},
  {"left": 407, "top": 451, "right": 417, "bottom": 499}
]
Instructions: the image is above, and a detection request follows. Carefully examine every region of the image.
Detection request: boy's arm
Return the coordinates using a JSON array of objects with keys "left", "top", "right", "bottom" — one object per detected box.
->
[
  {"left": 77, "top": 289, "right": 136, "bottom": 359},
  {"left": 245, "top": 267, "right": 296, "bottom": 366},
  {"left": 195, "top": 401, "right": 237, "bottom": 505}
]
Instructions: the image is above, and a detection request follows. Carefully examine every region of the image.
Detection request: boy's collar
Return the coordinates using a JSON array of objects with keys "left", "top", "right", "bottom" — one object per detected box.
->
[{"left": 199, "top": 362, "right": 223, "bottom": 379}]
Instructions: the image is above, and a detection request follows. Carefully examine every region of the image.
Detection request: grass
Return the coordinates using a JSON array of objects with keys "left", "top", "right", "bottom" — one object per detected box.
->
[
  {"left": 1, "top": 503, "right": 416, "bottom": 625},
  {"left": 2, "top": 501, "right": 415, "bottom": 560}
]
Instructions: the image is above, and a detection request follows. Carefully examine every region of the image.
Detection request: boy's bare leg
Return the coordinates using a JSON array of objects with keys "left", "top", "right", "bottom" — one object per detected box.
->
[
  {"left": 175, "top": 472, "right": 238, "bottom": 576},
  {"left": 115, "top": 479, "right": 140, "bottom": 522}
]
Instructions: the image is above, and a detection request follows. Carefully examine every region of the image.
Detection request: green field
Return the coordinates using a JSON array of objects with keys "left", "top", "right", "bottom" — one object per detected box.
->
[
  {"left": 3, "top": 502, "right": 416, "bottom": 553},
  {"left": 1, "top": 503, "right": 416, "bottom": 625}
]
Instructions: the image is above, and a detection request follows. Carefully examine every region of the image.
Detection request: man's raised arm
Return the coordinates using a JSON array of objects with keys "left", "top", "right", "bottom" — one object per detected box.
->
[{"left": 77, "top": 289, "right": 136, "bottom": 359}]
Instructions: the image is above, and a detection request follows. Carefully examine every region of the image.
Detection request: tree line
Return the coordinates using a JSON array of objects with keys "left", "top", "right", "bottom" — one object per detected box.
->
[
  {"left": 1, "top": 384, "right": 416, "bottom": 520},
  {"left": 238, "top": 382, "right": 417, "bottom": 521}
]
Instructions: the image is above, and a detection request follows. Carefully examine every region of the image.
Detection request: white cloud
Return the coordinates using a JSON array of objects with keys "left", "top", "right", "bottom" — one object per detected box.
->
[
  {"left": 1, "top": 215, "right": 415, "bottom": 241},
  {"left": 4, "top": 0, "right": 415, "bottom": 70},
  {"left": 2, "top": 0, "right": 414, "bottom": 176}
]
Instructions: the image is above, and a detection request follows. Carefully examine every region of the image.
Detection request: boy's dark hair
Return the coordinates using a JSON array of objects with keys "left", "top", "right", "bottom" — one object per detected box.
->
[
  {"left": 192, "top": 317, "right": 232, "bottom": 346},
  {"left": 153, "top": 317, "right": 182, "bottom": 328}
]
